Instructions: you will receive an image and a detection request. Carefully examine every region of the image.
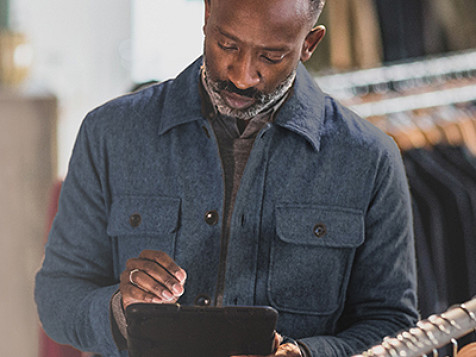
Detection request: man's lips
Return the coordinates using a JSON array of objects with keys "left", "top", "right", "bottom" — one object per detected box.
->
[{"left": 221, "top": 90, "right": 256, "bottom": 110}]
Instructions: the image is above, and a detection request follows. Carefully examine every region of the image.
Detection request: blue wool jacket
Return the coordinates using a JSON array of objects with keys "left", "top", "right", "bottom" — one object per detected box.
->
[{"left": 35, "top": 57, "right": 418, "bottom": 356}]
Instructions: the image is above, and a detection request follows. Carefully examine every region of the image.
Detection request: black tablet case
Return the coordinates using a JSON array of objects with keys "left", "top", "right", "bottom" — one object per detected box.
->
[{"left": 125, "top": 303, "right": 278, "bottom": 357}]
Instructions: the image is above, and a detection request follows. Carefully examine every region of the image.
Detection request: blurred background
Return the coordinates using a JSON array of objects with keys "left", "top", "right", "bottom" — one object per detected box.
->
[{"left": 1, "top": 0, "right": 475, "bottom": 356}]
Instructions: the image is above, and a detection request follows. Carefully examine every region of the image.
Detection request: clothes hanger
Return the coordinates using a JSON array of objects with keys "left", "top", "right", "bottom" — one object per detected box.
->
[
  {"left": 366, "top": 114, "right": 411, "bottom": 148},
  {"left": 412, "top": 109, "right": 446, "bottom": 147},
  {"left": 453, "top": 106, "right": 476, "bottom": 156},
  {"left": 430, "top": 106, "right": 466, "bottom": 147},
  {"left": 428, "top": 105, "right": 476, "bottom": 155},
  {"left": 386, "top": 112, "right": 430, "bottom": 151}
]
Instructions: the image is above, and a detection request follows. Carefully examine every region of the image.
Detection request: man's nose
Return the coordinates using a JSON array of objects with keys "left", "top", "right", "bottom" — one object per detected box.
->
[{"left": 228, "top": 53, "right": 261, "bottom": 90}]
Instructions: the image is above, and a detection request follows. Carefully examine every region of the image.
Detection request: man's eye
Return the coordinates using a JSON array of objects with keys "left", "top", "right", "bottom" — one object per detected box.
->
[
  {"left": 261, "top": 55, "right": 283, "bottom": 64},
  {"left": 218, "top": 42, "right": 237, "bottom": 51}
]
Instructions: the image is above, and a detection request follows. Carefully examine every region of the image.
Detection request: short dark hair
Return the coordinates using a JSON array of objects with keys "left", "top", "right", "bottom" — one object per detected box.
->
[
  {"left": 206, "top": 0, "right": 325, "bottom": 22},
  {"left": 309, "top": 0, "right": 326, "bottom": 21}
]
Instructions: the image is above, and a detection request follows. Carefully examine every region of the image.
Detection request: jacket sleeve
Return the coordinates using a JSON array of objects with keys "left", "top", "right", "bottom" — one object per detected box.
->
[
  {"left": 35, "top": 112, "right": 119, "bottom": 355},
  {"left": 298, "top": 141, "right": 419, "bottom": 356}
]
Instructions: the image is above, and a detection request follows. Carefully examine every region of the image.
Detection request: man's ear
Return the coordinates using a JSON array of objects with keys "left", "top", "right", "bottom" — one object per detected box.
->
[
  {"left": 301, "top": 25, "right": 326, "bottom": 62},
  {"left": 203, "top": 0, "right": 211, "bottom": 33}
]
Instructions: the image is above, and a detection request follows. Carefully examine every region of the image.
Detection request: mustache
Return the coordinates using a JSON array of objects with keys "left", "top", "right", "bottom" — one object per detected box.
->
[{"left": 216, "top": 79, "right": 262, "bottom": 100}]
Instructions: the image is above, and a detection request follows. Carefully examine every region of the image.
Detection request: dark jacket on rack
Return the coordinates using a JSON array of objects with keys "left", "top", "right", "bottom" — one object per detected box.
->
[
  {"left": 404, "top": 144, "right": 476, "bottom": 352},
  {"left": 405, "top": 147, "right": 476, "bottom": 307}
]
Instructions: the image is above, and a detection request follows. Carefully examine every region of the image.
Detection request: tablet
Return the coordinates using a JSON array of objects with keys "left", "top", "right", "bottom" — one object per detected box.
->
[{"left": 125, "top": 303, "right": 278, "bottom": 357}]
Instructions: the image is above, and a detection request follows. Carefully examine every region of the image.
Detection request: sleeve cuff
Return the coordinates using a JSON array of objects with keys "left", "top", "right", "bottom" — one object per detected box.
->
[
  {"left": 109, "top": 290, "right": 128, "bottom": 350},
  {"left": 297, "top": 340, "right": 312, "bottom": 357}
]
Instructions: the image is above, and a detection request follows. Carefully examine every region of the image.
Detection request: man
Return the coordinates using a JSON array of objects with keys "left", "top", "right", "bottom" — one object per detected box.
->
[{"left": 35, "top": 0, "right": 419, "bottom": 356}]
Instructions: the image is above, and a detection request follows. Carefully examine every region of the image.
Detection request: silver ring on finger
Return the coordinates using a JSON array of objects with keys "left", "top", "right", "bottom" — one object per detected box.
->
[{"left": 129, "top": 268, "right": 141, "bottom": 287}]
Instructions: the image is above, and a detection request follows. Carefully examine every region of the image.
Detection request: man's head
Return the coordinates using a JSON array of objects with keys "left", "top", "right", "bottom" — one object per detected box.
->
[{"left": 203, "top": 0, "right": 326, "bottom": 119}]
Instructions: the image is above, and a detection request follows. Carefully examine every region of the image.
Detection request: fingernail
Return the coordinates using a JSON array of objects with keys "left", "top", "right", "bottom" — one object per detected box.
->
[
  {"left": 172, "top": 283, "right": 184, "bottom": 296},
  {"left": 152, "top": 297, "right": 162, "bottom": 304},
  {"left": 176, "top": 270, "right": 186, "bottom": 283},
  {"left": 162, "top": 290, "right": 174, "bottom": 300}
]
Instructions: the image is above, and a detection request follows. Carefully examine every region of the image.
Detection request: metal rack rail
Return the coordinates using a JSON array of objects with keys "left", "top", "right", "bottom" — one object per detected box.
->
[
  {"left": 316, "top": 50, "right": 476, "bottom": 100},
  {"left": 348, "top": 83, "right": 476, "bottom": 118},
  {"left": 353, "top": 298, "right": 476, "bottom": 357}
]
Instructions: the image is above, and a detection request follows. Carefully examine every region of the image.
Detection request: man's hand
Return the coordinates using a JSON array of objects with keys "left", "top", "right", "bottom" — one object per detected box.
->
[
  {"left": 231, "top": 333, "right": 302, "bottom": 357},
  {"left": 120, "top": 250, "right": 187, "bottom": 308}
]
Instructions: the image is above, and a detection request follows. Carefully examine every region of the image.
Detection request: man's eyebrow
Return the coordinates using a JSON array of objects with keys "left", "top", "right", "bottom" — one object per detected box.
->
[
  {"left": 217, "top": 27, "right": 240, "bottom": 42},
  {"left": 261, "top": 45, "right": 290, "bottom": 53},
  {"left": 216, "top": 26, "right": 291, "bottom": 53}
]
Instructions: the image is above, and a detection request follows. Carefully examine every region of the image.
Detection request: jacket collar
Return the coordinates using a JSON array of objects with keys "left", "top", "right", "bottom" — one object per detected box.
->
[
  {"left": 157, "top": 58, "right": 205, "bottom": 136},
  {"left": 158, "top": 57, "right": 325, "bottom": 151},
  {"left": 273, "top": 62, "right": 325, "bottom": 151}
]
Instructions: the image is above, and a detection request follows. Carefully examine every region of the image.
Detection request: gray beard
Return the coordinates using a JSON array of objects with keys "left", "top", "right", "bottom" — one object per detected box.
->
[{"left": 203, "top": 58, "right": 296, "bottom": 120}]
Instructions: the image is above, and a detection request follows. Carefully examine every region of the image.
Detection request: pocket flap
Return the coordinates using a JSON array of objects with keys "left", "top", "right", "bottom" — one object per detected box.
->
[
  {"left": 276, "top": 204, "right": 364, "bottom": 248},
  {"left": 107, "top": 195, "right": 181, "bottom": 236}
]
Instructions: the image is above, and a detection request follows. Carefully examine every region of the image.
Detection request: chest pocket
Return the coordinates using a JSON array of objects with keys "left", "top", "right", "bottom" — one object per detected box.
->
[
  {"left": 268, "top": 204, "right": 364, "bottom": 315},
  {"left": 107, "top": 195, "right": 181, "bottom": 273}
]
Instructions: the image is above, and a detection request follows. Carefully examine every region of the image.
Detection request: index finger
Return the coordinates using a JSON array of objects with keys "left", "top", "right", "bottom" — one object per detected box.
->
[{"left": 139, "top": 250, "right": 187, "bottom": 283}]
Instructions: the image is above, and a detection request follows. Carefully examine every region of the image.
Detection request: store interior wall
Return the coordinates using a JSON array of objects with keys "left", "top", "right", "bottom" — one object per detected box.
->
[
  {"left": 10, "top": 0, "right": 132, "bottom": 177},
  {"left": 1, "top": 1, "right": 132, "bottom": 356}
]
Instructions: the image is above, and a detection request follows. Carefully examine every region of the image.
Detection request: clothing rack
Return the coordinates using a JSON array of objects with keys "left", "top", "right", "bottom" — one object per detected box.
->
[
  {"left": 315, "top": 49, "right": 476, "bottom": 119},
  {"left": 316, "top": 49, "right": 476, "bottom": 101},
  {"left": 348, "top": 84, "right": 476, "bottom": 118},
  {"left": 353, "top": 297, "right": 476, "bottom": 357}
]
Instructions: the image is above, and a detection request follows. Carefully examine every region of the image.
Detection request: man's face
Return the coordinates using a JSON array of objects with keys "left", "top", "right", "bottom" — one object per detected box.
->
[{"left": 203, "top": 0, "right": 323, "bottom": 119}]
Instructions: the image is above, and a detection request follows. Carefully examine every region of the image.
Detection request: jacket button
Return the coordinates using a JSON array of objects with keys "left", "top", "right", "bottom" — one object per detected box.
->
[
  {"left": 129, "top": 213, "right": 142, "bottom": 228},
  {"left": 202, "top": 126, "right": 211, "bottom": 139},
  {"left": 194, "top": 294, "right": 211, "bottom": 306},
  {"left": 313, "top": 223, "right": 327, "bottom": 238},
  {"left": 205, "top": 210, "right": 219, "bottom": 225}
]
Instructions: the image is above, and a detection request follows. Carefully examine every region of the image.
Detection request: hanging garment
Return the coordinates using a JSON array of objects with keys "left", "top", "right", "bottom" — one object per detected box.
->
[
  {"left": 422, "top": 0, "right": 476, "bottom": 54},
  {"left": 404, "top": 149, "right": 472, "bottom": 305},
  {"left": 404, "top": 157, "right": 448, "bottom": 315},
  {"left": 327, "top": 0, "right": 383, "bottom": 69},
  {"left": 411, "top": 201, "right": 442, "bottom": 319},
  {"left": 373, "top": 0, "right": 425, "bottom": 61},
  {"left": 429, "top": 145, "right": 476, "bottom": 297},
  {"left": 436, "top": 145, "right": 476, "bottom": 184},
  {"left": 403, "top": 146, "right": 476, "bottom": 354}
]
